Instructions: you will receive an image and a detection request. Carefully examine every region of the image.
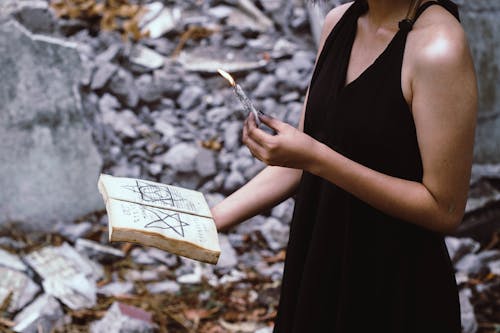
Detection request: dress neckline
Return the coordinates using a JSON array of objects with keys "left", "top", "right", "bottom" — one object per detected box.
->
[{"left": 341, "top": 2, "right": 404, "bottom": 91}]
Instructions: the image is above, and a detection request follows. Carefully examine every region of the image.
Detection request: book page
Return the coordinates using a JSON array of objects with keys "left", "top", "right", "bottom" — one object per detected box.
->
[
  {"left": 107, "top": 198, "right": 220, "bottom": 253},
  {"left": 99, "top": 174, "right": 212, "bottom": 218}
]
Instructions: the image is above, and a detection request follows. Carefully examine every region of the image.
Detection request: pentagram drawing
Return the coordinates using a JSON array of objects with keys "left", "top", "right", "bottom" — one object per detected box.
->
[
  {"left": 142, "top": 206, "right": 189, "bottom": 237},
  {"left": 122, "top": 180, "right": 187, "bottom": 208}
]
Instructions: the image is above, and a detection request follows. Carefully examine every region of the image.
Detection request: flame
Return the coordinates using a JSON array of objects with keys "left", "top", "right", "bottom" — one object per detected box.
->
[{"left": 217, "top": 69, "right": 236, "bottom": 87}]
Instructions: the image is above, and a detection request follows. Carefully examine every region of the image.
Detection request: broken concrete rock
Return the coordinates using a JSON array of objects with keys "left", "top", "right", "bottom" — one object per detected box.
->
[
  {"left": 0, "top": 20, "right": 103, "bottom": 231},
  {"left": 90, "top": 302, "right": 156, "bottom": 333},
  {"left": 13, "top": 294, "right": 64, "bottom": 333},
  {"left": 0, "top": 267, "right": 40, "bottom": 313}
]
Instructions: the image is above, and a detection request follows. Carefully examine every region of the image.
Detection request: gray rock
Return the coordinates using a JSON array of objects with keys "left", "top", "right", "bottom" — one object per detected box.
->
[
  {"left": 271, "top": 198, "right": 295, "bottom": 224},
  {"left": 223, "top": 121, "right": 242, "bottom": 151},
  {"left": 488, "top": 260, "right": 500, "bottom": 275},
  {"left": 102, "top": 109, "right": 140, "bottom": 138},
  {"left": 91, "top": 62, "right": 118, "bottom": 90},
  {"left": 136, "top": 74, "right": 163, "bottom": 103},
  {"left": 98, "top": 282, "right": 135, "bottom": 297},
  {"left": 146, "top": 280, "right": 180, "bottom": 294},
  {"left": 253, "top": 75, "right": 278, "bottom": 98},
  {"left": 90, "top": 302, "right": 156, "bottom": 333},
  {"left": 0, "top": 20, "right": 103, "bottom": 230},
  {"left": 206, "top": 106, "right": 233, "bottom": 124},
  {"left": 95, "top": 44, "right": 122, "bottom": 64},
  {"left": 0, "top": 248, "right": 27, "bottom": 271},
  {"left": 108, "top": 68, "right": 139, "bottom": 108},
  {"left": 141, "top": 7, "right": 180, "bottom": 39},
  {"left": 459, "top": 288, "right": 478, "bottom": 333},
  {"left": 153, "top": 118, "right": 177, "bottom": 141},
  {"left": 162, "top": 142, "right": 199, "bottom": 173},
  {"left": 457, "top": 4, "right": 500, "bottom": 163},
  {"left": 124, "top": 266, "right": 167, "bottom": 282},
  {"left": 0, "top": 267, "right": 40, "bottom": 313},
  {"left": 129, "top": 44, "right": 164, "bottom": 71},
  {"left": 255, "top": 262, "right": 284, "bottom": 281},
  {"left": 13, "top": 294, "right": 63, "bottom": 333},
  {"left": 195, "top": 148, "right": 217, "bottom": 178},
  {"left": 55, "top": 221, "right": 93, "bottom": 242},
  {"left": 216, "top": 234, "right": 238, "bottom": 269},
  {"left": 177, "top": 85, "right": 205, "bottom": 110},
  {"left": 0, "top": 237, "right": 26, "bottom": 250},
  {"left": 75, "top": 238, "right": 125, "bottom": 263},
  {"left": 154, "top": 70, "right": 183, "bottom": 98},
  {"left": 223, "top": 170, "right": 246, "bottom": 193},
  {"left": 445, "top": 237, "right": 481, "bottom": 263},
  {"left": 145, "top": 248, "right": 178, "bottom": 267},
  {"left": 24, "top": 243, "right": 102, "bottom": 310},
  {"left": 204, "top": 192, "right": 225, "bottom": 208},
  {"left": 12, "top": 1, "right": 55, "bottom": 35},
  {"left": 130, "top": 248, "right": 156, "bottom": 265},
  {"left": 454, "top": 253, "right": 483, "bottom": 276},
  {"left": 259, "top": 217, "right": 290, "bottom": 251}
]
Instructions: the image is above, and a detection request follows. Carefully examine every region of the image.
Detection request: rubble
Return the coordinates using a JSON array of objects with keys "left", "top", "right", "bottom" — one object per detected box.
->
[
  {"left": 12, "top": 294, "right": 64, "bottom": 333},
  {"left": 0, "top": 0, "right": 497, "bottom": 331}
]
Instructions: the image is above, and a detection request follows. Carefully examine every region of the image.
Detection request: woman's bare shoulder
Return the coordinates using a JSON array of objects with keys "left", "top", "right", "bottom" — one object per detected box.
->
[{"left": 409, "top": 5, "right": 472, "bottom": 73}]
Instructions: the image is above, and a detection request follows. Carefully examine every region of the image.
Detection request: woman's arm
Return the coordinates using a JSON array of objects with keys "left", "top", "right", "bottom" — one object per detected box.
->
[
  {"left": 243, "top": 13, "right": 477, "bottom": 234},
  {"left": 211, "top": 4, "right": 354, "bottom": 231}
]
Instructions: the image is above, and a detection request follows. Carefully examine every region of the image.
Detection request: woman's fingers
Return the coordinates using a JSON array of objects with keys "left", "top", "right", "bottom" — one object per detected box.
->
[{"left": 246, "top": 113, "right": 275, "bottom": 147}]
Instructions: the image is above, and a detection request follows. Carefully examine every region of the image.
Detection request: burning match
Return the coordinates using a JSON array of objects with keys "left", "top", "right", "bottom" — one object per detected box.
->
[{"left": 217, "top": 69, "right": 264, "bottom": 127}]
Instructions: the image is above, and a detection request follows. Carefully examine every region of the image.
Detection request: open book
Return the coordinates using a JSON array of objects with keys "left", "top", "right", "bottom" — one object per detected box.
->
[{"left": 97, "top": 174, "right": 220, "bottom": 264}]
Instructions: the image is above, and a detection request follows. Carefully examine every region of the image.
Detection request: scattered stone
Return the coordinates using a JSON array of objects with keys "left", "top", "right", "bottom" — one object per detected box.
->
[
  {"left": 454, "top": 253, "right": 484, "bottom": 276},
  {"left": 146, "top": 280, "right": 181, "bottom": 294},
  {"left": 91, "top": 62, "right": 118, "bottom": 90},
  {"left": 162, "top": 142, "right": 199, "bottom": 173},
  {"left": 145, "top": 248, "right": 179, "bottom": 267},
  {"left": 75, "top": 238, "right": 125, "bottom": 263},
  {"left": 24, "top": 243, "right": 102, "bottom": 310},
  {"left": 459, "top": 288, "right": 478, "bottom": 333},
  {"left": 55, "top": 221, "right": 93, "bottom": 242},
  {"left": 136, "top": 74, "right": 164, "bottom": 103},
  {"left": 216, "top": 234, "right": 238, "bottom": 269},
  {"left": 271, "top": 198, "right": 295, "bottom": 224},
  {"left": 177, "top": 85, "right": 205, "bottom": 110},
  {"left": 176, "top": 51, "right": 268, "bottom": 73},
  {"left": 0, "top": 267, "right": 40, "bottom": 313},
  {"left": 259, "top": 217, "right": 290, "bottom": 251},
  {"left": 90, "top": 302, "right": 156, "bottom": 333},
  {"left": 129, "top": 44, "right": 164, "bottom": 70},
  {"left": 130, "top": 247, "right": 156, "bottom": 265},
  {"left": 223, "top": 170, "right": 246, "bottom": 193},
  {"left": 141, "top": 7, "right": 181, "bottom": 39},
  {"left": 0, "top": 248, "right": 27, "bottom": 271},
  {"left": 445, "top": 237, "right": 481, "bottom": 263},
  {"left": 0, "top": 20, "right": 103, "bottom": 231},
  {"left": 12, "top": 294, "right": 64, "bottom": 333},
  {"left": 98, "top": 282, "right": 135, "bottom": 297},
  {"left": 195, "top": 148, "right": 217, "bottom": 178},
  {"left": 108, "top": 68, "right": 139, "bottom": 108}
]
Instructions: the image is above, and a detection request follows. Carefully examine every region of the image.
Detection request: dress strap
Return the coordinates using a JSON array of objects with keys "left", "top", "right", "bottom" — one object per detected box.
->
[{"left": 398, "top": 0, "right": 460, "bottom": 32}]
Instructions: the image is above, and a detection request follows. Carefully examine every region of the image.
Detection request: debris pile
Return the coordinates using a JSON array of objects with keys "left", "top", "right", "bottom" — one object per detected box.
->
[{"left": 0, "top": 0, "right": 499, "bottom": 332}]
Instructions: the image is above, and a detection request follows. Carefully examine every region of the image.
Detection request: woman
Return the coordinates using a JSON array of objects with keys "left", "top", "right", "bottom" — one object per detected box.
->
[{"left": 211, "top": 0, "right": 477, "bottom": 331}]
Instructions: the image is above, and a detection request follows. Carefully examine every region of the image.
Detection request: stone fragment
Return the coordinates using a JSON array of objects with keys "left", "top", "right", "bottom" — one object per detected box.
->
[
  {"left": 145, "top": 248, "right": 178, "bottom": 267},
  {"left": 223, "top": 170, "right": 246, "bottom": 193},
  {"left": 162, "top": 142, "right": 199, "bottom": 173},
  {"left": 271, "top": 198, "right": 295, "bottom": 224},
  {"left": 177, "top": 85, "right": 205, "bottom": 110},
  {"left": 223, "top": 121, "right": 242, "bottom": 151},
  {"left": 0, "top": 267, "right": 40, "bottom": 313},
  {"left": 12, "top": 294, "right": 63, "bottom": 333},
  {"left": 135, "top": 74, "right": 163, "bottom": 103},
  {"left": 259, "top": 217, "right": 290, "bottom": 251},
  {"left": 24, "top": 243, "right": 102, "bottom": 310},
  {"left": 55, "top": 221, "right": 93, "bottom": 242},
  {"left": 216, "top": 234, "right": 238, "bottom": 269},
  {"left": 108, "top": 68, "right": 139, "bottom": 108},
  {"left": 0, "top": 20, "right": 103, "bottom": 230},
  {"left": 141, "top": 7, "right": 181, "bottom": 39},
  {"left": 130, "top": 248, "right": 156, "bottom": 265},
  {"left": 445, "top": 237, "right": 481, "bottom": 263},
  {"left": 454, "top": 253, "right": 484, "bottom": 276},
  {"left": 195, "top": 148, "right": 217, "bottom": 178},
  {"left": 177, "top": 51, "right": 267, "bottom": 73},
  {"left": 129, "top": 44, "right": 164, "bottom": 70},
  {"left": 98, "top": 282, "right": 134, "bottom": 297},
  {"left": 0, "top": 248, "right": 27, "bottom": 271},
  {"left": 91, "top": 62, "right": 118, "bottom": 90},
  {"left": 253, "top": 75, "right": 278, "bottom": 98},
  {"left": 12, "top": 1, "right": 55, "bottom": 35},
  {"left": 459, "top": 288, "right": 478, "bottom": 333},
  {"left": 90, "top": 302, "right": 156, "bottom": 333},
  {"left": 75, "top": 238, "right": 125, "bottom": 263},
  {"left": 146, "top": 280, "right": 180, "bottom": 294}
]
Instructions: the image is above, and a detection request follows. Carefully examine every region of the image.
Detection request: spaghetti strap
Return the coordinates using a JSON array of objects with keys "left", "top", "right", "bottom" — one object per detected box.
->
[{"left": 399, "top": 0, "right": 460, "bottom": 32}]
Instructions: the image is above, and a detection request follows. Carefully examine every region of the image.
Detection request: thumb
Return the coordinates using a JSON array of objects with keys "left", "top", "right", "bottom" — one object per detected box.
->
[{"left": 259, "top": 114, "right": 287, "bottom": 133}]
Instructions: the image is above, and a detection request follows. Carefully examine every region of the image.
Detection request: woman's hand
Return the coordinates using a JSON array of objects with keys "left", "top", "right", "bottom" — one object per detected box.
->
[{"left": 242, "top": 113, "right": 320, "bottom": 171}]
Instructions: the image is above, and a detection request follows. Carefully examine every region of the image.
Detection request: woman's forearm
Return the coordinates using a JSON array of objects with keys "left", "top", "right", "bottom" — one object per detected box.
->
[
  {"left": 211, "top": 166, "right": 302, "bottom": 231},
  {"left": 308, "top": 142, "right": 464, "bottom": 234}
]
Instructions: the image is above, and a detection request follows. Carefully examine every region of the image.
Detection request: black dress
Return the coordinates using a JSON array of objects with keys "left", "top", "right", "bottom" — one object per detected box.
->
[{"left": 273, "top": 1, "right": 462, "bottom": 332}]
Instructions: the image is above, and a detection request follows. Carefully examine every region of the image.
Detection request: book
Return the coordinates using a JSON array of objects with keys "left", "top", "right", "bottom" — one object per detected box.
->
[{"left": 97, "top": 173, "right": 220, "bottom": 264}]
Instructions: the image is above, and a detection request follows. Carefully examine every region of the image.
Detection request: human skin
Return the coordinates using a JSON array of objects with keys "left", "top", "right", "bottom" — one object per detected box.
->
[{"left": 211, "top": 0, "right": 478, "bottom": 234}]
